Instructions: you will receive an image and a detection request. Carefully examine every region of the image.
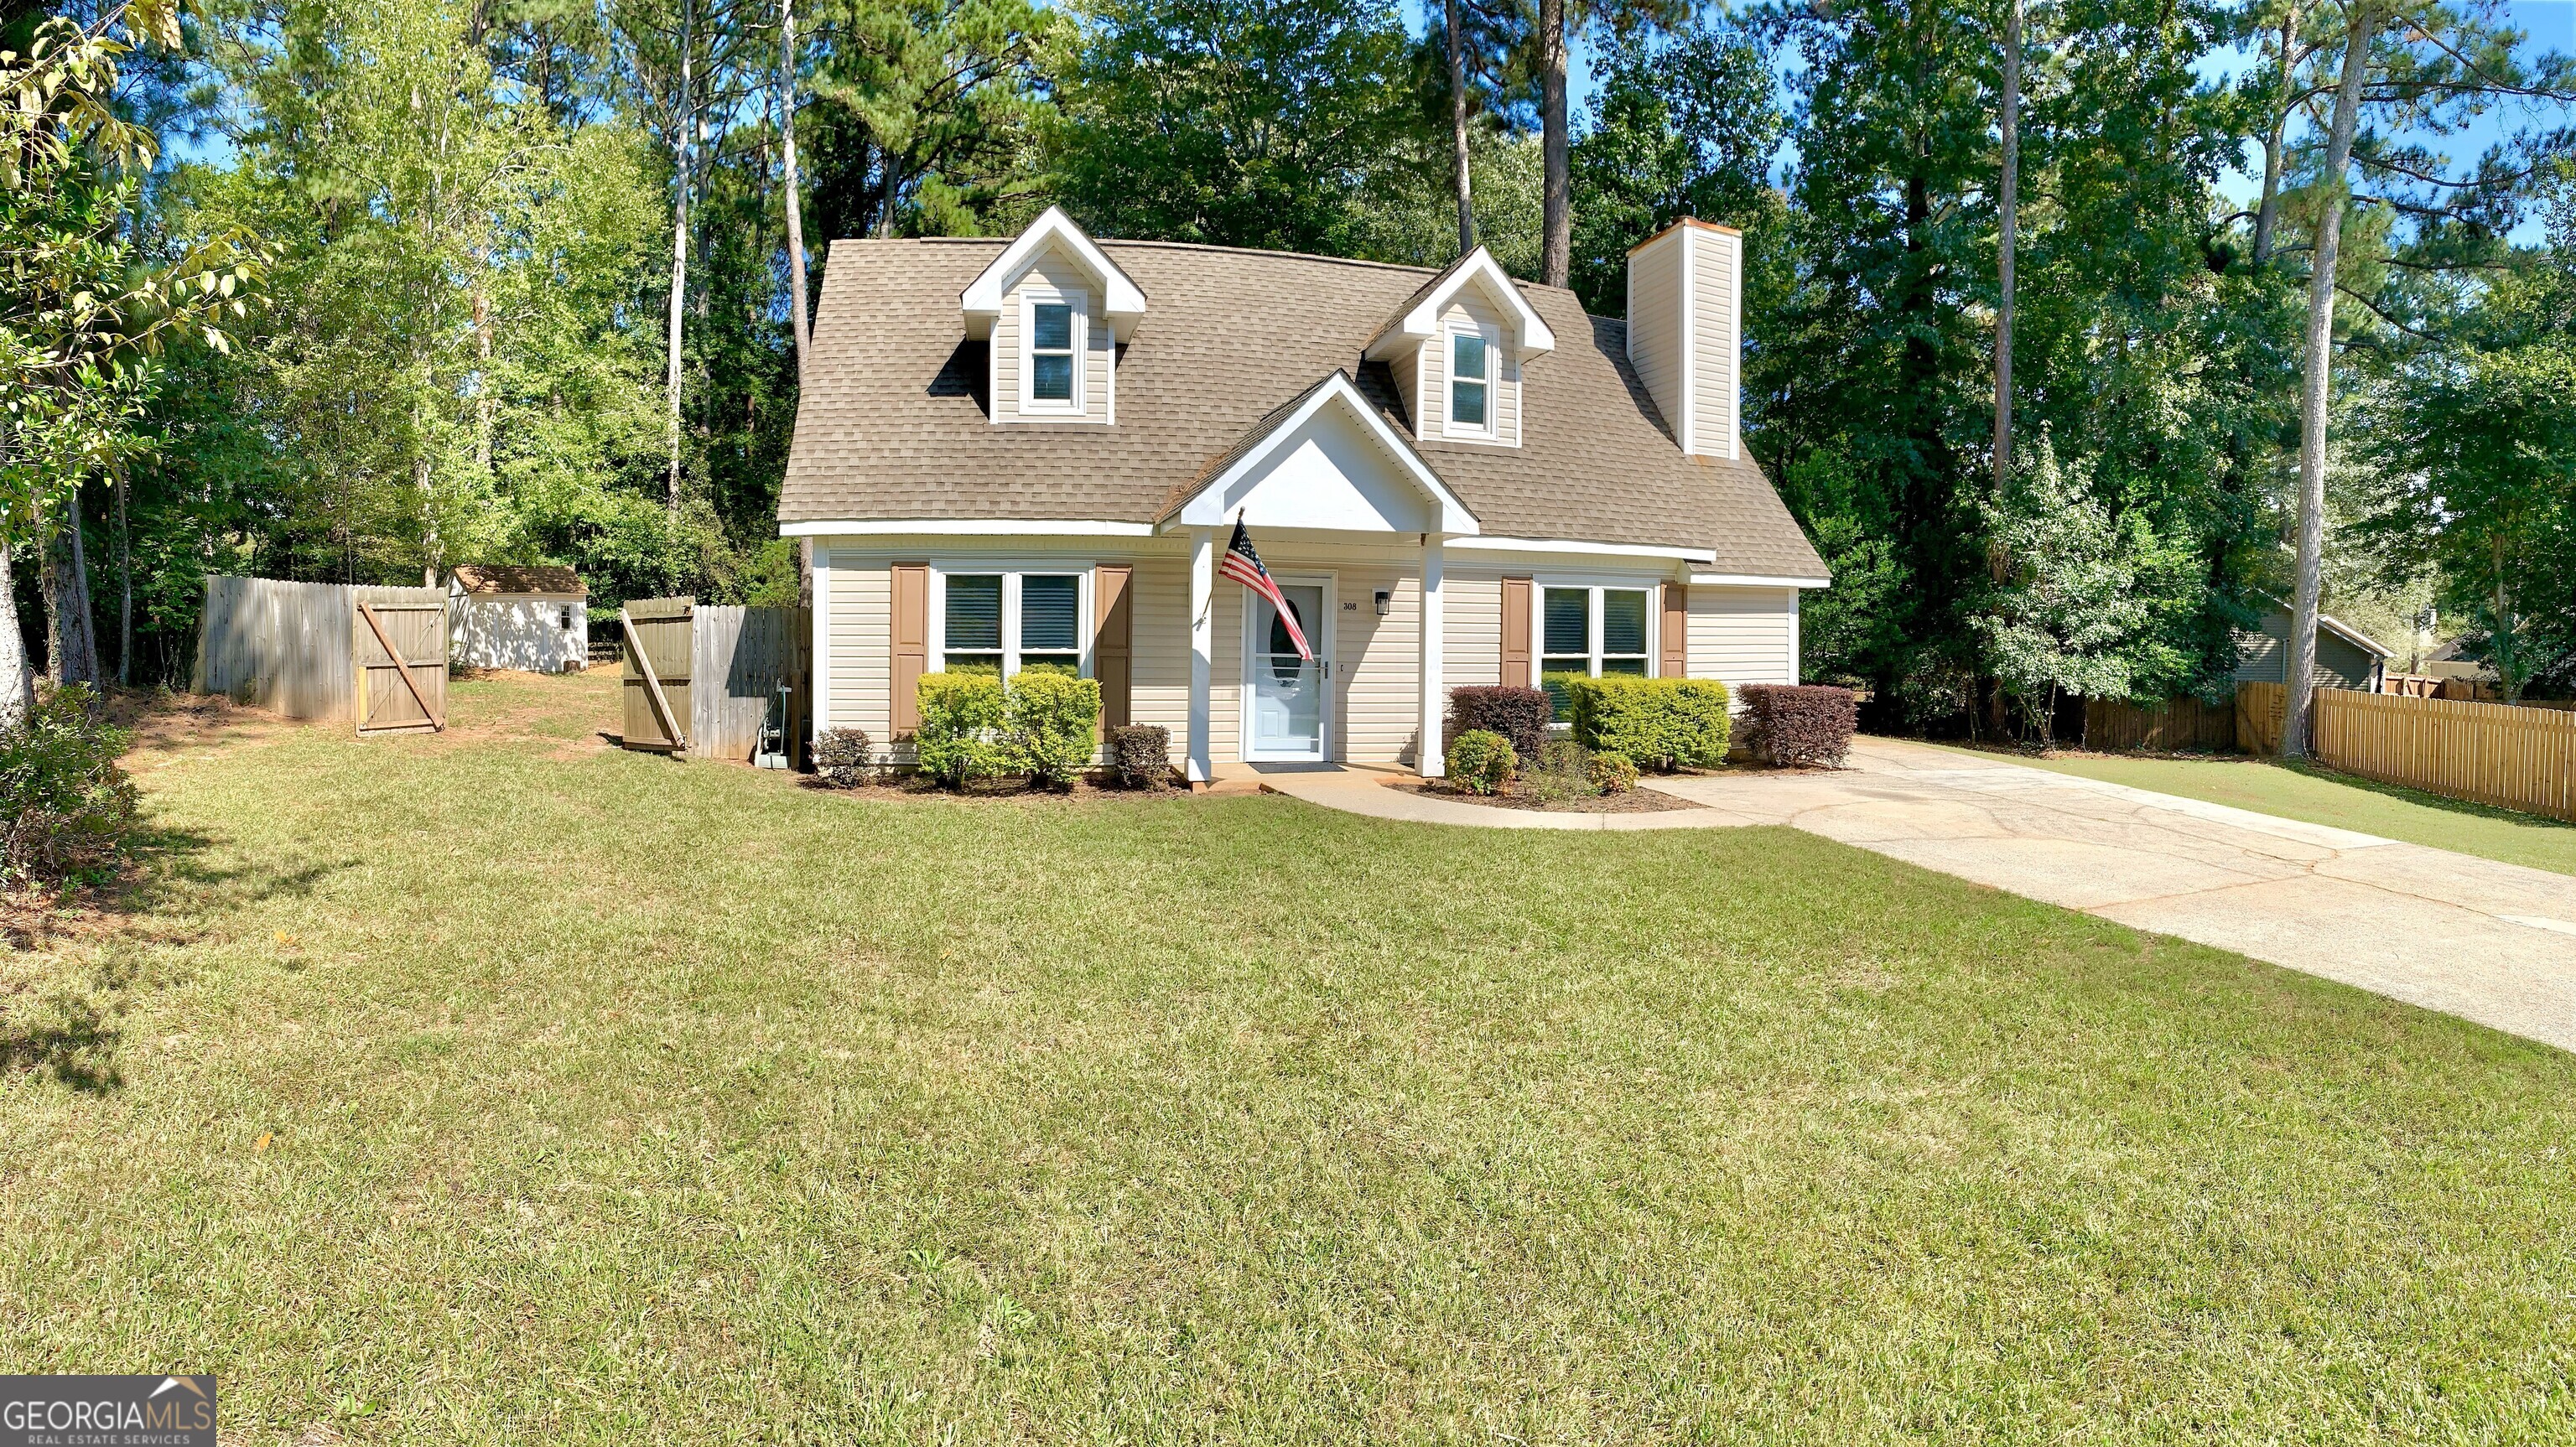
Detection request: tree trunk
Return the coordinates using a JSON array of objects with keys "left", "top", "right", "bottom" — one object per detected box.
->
[
  {"left": 2250, "top": 2, "right": 2298, "bottom": 268},
  {"left": 1448, "top": 0, "right": 1475, "bottom": 259},
  {"left": 1538, "top": 0, "right": 1569, "bottom": 288},
  {"left": 1994, "top": 0, "right": 2018, "bottom": 490},
  {"left": 2283, "top": 6, "right": 2374, "bottom": 760},
  {"left": 0, "top": 537, "right": 33, "bottom": 729},
  {"left": 43, "top": 490, "right": 103, "bottom": 688},
  {"left": 474, "top": 278, "right": 495, "bottom": 476},
  {"left": 667, "top": 0, "right": 696, "bottom": 516},
  {"left": 780, "top": 0, "right": 813, "bottom": 385},
  {"left": 116, "top": 471, "right": 131, "bottom": 687}
]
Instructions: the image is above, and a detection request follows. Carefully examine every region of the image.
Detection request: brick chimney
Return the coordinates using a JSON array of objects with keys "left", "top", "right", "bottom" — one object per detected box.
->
[{"left": 1623, "top": 218, "right": 1742, "bottom": 460}]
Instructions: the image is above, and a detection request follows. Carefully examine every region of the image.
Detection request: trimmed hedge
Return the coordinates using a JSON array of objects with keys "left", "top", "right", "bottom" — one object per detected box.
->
[
  {"left": 1109, "top": 724, "right": 1172, "bottom": 788},
  {"left": 914, "top": 672, "right": 1010, "bottom": 786},
  {"left": 1446, "top": 685, "right": 1550, "bottom": 762},
  {"left": 1739, "top": 684, "right": 1858, "bottom": 767},
  {"left": 1566, "top": 675, "right": 1731, "bottom": 770},
  {"left": 1445, "top": 729, "right": 1516, "bottom": 796},
  {"left": 812, "top": 727, "right": 874, "bottom": 787},
  {"left": 1005, "top": 670, "right": 1102, "bottom": 786}
]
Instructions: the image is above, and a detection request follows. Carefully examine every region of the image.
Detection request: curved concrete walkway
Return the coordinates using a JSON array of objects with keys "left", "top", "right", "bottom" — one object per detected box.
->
[{"left": 1258, "top": 739, "right": 2576, "bottom": 1052}]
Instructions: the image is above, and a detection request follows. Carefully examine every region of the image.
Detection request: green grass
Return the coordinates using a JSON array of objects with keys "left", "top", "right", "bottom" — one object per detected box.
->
[
  {"left": 1987, "top": 746, "right": 2576, "bottom": 877},
  {"left": 7, "top": 671, "right": 2576, "bottom": 1444}
]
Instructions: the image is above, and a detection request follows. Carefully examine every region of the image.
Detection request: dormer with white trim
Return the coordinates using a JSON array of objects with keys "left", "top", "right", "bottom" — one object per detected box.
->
[
  {"left": 1623, "top": 218, "right": 1741, "bottom": 459},
  {"left": 962, "top": 206, "right": 1147, "bottom": 426},
  {"left": 1363, "top": 247, "right": 1554, "bottom": 449}
]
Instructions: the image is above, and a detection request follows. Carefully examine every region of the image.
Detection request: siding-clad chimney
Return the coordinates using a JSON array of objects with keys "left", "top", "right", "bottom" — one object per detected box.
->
[{"left": 1623, "top": 218, "right": 1741, "bottom": 460}]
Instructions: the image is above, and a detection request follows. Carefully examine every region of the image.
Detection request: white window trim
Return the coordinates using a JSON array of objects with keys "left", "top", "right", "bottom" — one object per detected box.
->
[
  {"left": 929, "top": 564, "right": 1094, "bottom": 678},
  {"left": 1018, "top": 287, "right": 1087, "bottom": 417},
  {"left": 1442, "top": 319, "right": 1503, "bottom": 441},
  {"left": 1532, "top": 578, "right": 1663, "bottom": 682}
]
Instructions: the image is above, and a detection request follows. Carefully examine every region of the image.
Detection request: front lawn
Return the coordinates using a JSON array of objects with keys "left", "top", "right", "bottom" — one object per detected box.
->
[
  {"left": 1994, "top": 746, "right": 2576, "bottom": 877},
  {"left": 6, "top": 670, "right": 2574, "bottom": 1444}
]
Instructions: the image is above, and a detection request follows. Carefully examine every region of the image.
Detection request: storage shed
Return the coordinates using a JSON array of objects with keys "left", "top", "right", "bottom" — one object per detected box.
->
[
  {"left": 2235, "top": 610, "right": 2391, "bottom": 693},
  {"left": 447, "top": 565, "right": 589, "bottom": 672}
]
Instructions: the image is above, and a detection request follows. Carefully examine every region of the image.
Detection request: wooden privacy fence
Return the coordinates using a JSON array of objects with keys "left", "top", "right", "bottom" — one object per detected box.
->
[
  {"left": 2085, "top": 693, "right": 2237, "bottom": 752},
  {"left": 2237, "top": 681, "right": 2287, "bottom": 757},
  {"left": 2310, "top": 688, "right": 2576, "bottom": 822},
  {"left": 195, "top": 576, "right": 448, "bottom": 732},
  {"left": 617, "top": 597, "right": 808, "bottom": 762}
]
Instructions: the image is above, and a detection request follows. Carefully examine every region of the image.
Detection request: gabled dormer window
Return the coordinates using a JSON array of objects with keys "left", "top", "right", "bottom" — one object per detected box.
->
[
  {"left": 1449, "top": 330, "right": 1489, "bottom": 431},
  {"left": 1021, "top": 291, "right": 1084, "bottom": 414}
]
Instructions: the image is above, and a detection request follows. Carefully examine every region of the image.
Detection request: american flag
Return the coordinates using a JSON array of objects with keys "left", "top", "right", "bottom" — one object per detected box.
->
[{"left": 1220, "top": 517, "right": 1312, "bottom": 661}]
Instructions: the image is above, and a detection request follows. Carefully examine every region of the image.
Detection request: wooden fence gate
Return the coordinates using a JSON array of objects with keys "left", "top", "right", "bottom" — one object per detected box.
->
[
  {"left": 351, "top": 591, "right": 449, "bottom": 734},
  {"left": 621, "top": 596, "right": 693, "bottom": 752}
]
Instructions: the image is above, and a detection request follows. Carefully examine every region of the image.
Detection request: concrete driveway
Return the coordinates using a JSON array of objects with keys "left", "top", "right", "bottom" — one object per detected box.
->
[{"left": 1644, "top": 738, "right": 2576, "bottom": 1051}]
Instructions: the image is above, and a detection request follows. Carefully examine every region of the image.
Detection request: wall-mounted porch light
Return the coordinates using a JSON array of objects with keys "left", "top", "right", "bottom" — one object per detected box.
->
[{"left": 1374, "top": 589, "right": 1392, "bottom": 617}]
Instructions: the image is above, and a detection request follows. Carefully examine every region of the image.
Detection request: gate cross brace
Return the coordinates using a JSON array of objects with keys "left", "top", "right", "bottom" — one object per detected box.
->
[
  {"left": 622, "top": 608, "right": 688, "bottom": 752},
  {"left": 357, "top": 600, "right": 443, "bottom": 731}
]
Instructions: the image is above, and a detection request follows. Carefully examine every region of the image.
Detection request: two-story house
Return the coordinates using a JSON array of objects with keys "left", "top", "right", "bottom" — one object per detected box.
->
[{"left": 779, "top": 207, "right": 1827, "bottom": 781}]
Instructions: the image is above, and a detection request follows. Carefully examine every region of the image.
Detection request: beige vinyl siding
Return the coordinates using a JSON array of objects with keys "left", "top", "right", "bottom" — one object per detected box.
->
[
  {"left": 823, "top": 550, "right": 894, "bottom": 753},
  {"left": 993, "top": 243, "right": 1113, "bottom": 426},
  {"left": 1688, "top": 229, "right": 1738, "bottom": 458},
  {"left": 1442, "top": 569, "right": 1504, "bottom": 688},
  {"left": 1625, "top": 230, "right": 1687, "bottom": 447},
  {"left": 1422, "top": 293, "right": 1519, "bottom": 446},
  {"left": 1685, "top": 585, "right": 1799, "bottom": 689},
  {"left": 1387, "top": 346, "right": 1420, "bottom": 433}
]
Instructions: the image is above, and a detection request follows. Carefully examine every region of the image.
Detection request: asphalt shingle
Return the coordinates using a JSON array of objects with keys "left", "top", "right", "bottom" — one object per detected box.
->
[{"left": 781, "top": 236, "right": 1828, "bottom": 578}]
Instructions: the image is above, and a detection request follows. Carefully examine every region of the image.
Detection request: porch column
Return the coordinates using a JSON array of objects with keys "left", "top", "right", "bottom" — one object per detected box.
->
[
  {"left": 1419, "top": 532, "right": 1445, "bottom": 777},
  {"left": 1188, "top": 525, "right": 1213, "bottom": 785}
]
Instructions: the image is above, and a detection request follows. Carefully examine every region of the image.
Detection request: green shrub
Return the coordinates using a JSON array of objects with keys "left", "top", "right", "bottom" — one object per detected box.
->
[
  {"left": 913, "top": 672, "right": 1008, "bottom": 787},
  {"left": 1445, "top": 729, "right": 1516, "bottom": 796},
  {"left": 1587, "top": 750, "right": 1639, "bottom": 794},
  {"left": 2, "top": 686, "right": 138, "bottom": 884},
  {"left": 1005, "top": 670, "right": 1102, "bottom": 786},
  {"left": 1566, "top": 675, "right": 1730, "bottom": 770}
]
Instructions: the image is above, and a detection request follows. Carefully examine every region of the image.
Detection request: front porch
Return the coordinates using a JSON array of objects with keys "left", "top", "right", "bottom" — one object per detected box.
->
[{"left": 1161, "top": 371, "right": 1478, "bottom": 786}]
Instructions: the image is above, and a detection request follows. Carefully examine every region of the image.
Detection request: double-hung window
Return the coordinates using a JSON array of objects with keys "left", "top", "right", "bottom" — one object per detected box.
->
[
  {"left": 941, "top": 571, "right": 1085, "bottom": 677},
  {"left": 1024, "top": 295, "right": 1082, "bottom": 412},
  {"left": 1449, "top": 329, "right": 1490, "bottom": 433},
  {"left": 1538, "top": 584, "right": 1654, "bottom": 717}
]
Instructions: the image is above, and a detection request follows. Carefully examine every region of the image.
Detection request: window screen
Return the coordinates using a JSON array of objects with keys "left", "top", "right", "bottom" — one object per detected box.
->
[
  {"left": 1450, "top": 332, "right": 1488, "bottom": 428},
  {"left": 944, "top": 574, "right": 1003, "bottom": 673},
  {"left": 1019, "top": 575, "right": 1081, "bottom": 674},
  {"left": 1031, "top": 303, "right": 1074, "bottom": 403}
]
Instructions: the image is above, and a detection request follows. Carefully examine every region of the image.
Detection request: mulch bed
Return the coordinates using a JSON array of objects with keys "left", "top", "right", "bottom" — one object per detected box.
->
[{"left": 1389, "top": 779, "right": 1706, "bottom": 814}]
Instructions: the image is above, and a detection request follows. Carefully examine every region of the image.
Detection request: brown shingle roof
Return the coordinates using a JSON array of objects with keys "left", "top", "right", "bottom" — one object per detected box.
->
[
  {"left": 781, "top": 236, "right": 1827, "bottom": 578},
  {"left": 449, "top": 564, "right": 586, "bottom": 597}
]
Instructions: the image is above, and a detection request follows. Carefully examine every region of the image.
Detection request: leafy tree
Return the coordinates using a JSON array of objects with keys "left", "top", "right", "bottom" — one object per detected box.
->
[
  {"left": 2351, "top": 262, "right": 2576, "bottom": 699},
  {"left": 3, "top": 3, "right": 255, "bottom": 715},
  {"left": 1045, "top": 0, "right": 1423, "bottom": 253},
  {"left": 1567, "top": 21, "right": 1784, "bottom": 314}
]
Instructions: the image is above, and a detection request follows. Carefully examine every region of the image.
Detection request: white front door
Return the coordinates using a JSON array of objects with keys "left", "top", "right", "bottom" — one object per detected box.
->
[{"left": 1243, "top": 579, "right": 1331, "bottom": 761}]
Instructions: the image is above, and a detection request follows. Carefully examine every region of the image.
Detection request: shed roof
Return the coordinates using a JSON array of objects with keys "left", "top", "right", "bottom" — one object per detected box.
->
[{"left": 449, "top": 565, "right": 587, "bottom": 598}]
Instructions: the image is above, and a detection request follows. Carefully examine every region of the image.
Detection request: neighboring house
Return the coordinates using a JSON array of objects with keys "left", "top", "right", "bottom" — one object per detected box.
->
[
  {"left": 447, "top": 565, "right": 589, "bottom": 673},
  {"left": 2235, "top": 610, "right": 2390, "bottom": 693},
  {"left": 778, "top": 209, "right": 1827, "bottom": 781}
]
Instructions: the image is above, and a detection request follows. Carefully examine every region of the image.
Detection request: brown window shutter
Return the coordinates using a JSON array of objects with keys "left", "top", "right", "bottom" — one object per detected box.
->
[
  {"left": 1500, "top": 576, "right": 1533, "bottom": 689},
  {"left": 1093, "top": 563, "right": 1132, "bottom": 734},
  {"left": 1661, "top": 583, "right": 1688, "bottom": 677},
  {"left": 891, "top": 563, "right": 928, "bottom": 736}
]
